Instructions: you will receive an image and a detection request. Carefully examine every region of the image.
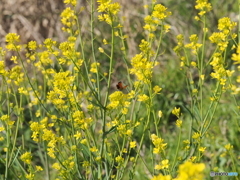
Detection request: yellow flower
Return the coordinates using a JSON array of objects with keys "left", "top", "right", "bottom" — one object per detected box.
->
[
  {"left": 26, "top": 173, "right": 34, "bottom": 180},
  {"left": 176, "top": 119, "right": 182, "bottom": 128},
  {"left": 192, "top": 132, "right": 200, "bottom": 139},
  {"left": 99, "top": 47, "right": 104, "bottom": 53},
  {"left": 115, "top": 155, "right": 124, "bottom": 164},
  {"left": 151, "top": 134, "right": 167, "bottom": 154},
  {"left": 158, "top": 110, "right": 163, "bottom": 118},
  {"left": 36, "top": 166, "right": 43, "bottom": 171},
  {"left": 225, "top": 143, "right": 233, "bottom": 151},
  {"left": 28, "top": 41, "right": 37, "bottom": 50},
  {"left": 151, "top": 174, "right": 171, "bottom": 180},
  {"left": 90, "top": 146, "right": 98, "bottom": 152},
  {"left": 130, "top": 141, "right": 136, "bottom": 148},
  {"left": 138, "top": 94, "right": 149, "bottom": 102},
  {"left": 90, "top": 62, "right": 100, "bottom": 73},
  {"left": 232, "top": 45, "right": 240, "bottom": 64},
  {"left": 153, "top": 85, "right": 162, "bottom": 94},
  {"left": 175, "top": 161, "right": 205, "bottom": 180},
  {"left": 199, "top": 147, "right": 206, "bottom": 153},
  {"left": 52, "top": 162, "right": 61, "bottom": 170},
  {"left": 155, "top": 159, "right": 170, "bottom": 170},
  {"left": 172, "top": 107, "right": 180, "bottom": 117},
  {"left": 20, "top": 152, "right": 32, "bottom": 164},
  {"left": 64, "top": 0, "right": 77, "bottom": 6}
]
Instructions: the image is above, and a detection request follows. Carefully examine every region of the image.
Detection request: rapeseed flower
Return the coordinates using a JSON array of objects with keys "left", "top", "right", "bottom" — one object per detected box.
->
[
  {"left": 151, "top": 134, "right": 167, "bottom": 154},
  {"left": 97, "top": 0, "right": 120, "bottom": 25},
  {"left": 20, "top": 152, "right": 32, "bottom": 164},
  {"left": 174, "top": 161, "right": 205, "bottom": 180},
  {"left": 5, "top": 33, "right": 21, "bottom": 51},
  {"left": 151, "top": 174, "right": 171, "bottom": 180}
]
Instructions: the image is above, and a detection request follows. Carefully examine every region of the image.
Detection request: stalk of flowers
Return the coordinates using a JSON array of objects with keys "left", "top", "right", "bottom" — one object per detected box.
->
[
  {"left": 126, "top": 2, "right": 171, "bottom": 177},
  {"left": 174, "top": 0, "right": 237, "bottom": 165},
  {"left": 3, "top": 33, "right": 39, "bottom": 179},
  {"left": 199, "top": 17, "right": 237, "bottom": 137}
]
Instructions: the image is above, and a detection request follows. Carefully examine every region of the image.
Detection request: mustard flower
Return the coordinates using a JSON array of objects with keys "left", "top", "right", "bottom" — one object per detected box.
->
[
  {"left": 218, "top": 17, "right": 237, "bottom": 33},
  {"left": 158, "top": 110, "right": 163, "bottom": 118},
  {"left": 5, "top": 33, "right": 21, "bottom": 51},
  {"left": 130, "top": 53, "right": 155, "bottom": 84},
  {"left": 225, "top": 143, "right": 233, "bottom": 151},
  {"left": 172, "top": 107, "right": 180, "bottom": 118},
  {"left": 0, "top": 126, "right": 4, "bottom": 132},
  {"left": 64, "top": 0, "right": 77, "bottom": 6},
  {"left": 152, "top": 4, "right": 172, "bottom": 21},
  {"left": 74, "top": 131, "right": 82, "bottom": 140},
  {"left": 130, "top": 141, "right": 136, "bottom": 148},
  {"left": 192, "top": 88, "right": 198, "bottom": 94},
  {"left": 90, "top": 146, "right": 98, "bottom": 152},
  {"left": 97, "top": 0, "right": 120, "bottom": 25},
  {"left": 0, "top": 61, "right": 6, "bottom": 75},
  {"left": 60, "top": 7, "right": 77, "bottom": 31},
  {"left": 183, "top": 139, "right": 190, "bottom": 150},
  {"left": 189, "top": 156, "right": 197, "bottom": 162},
  {"left": 18, "top": 87, "right": 28, "bottom": 95},
  {"left": 121, "top": 107, "right": 128, "bottom": 114},
  {"left": 185, "top": 34, "right": 202, "bottom": 54},
  {"left": 176, "top": 119, "right": 182, "bottom": 128},
  {"left": 73, "top": 110, "right": 84, "bottom": 126},
  {"left": 175, "top": 161, "right": 205, "bottom": 180},
  {"left": 199, "top": 147, "right": 206, "bottom": 153},
  {"left": 82, "top": 161, "right": 90, "bottom": 168},
  {"left": 195, "top": 0, "right": 212, "bottom": 15},
  {"left": 138, "top": 94, "right": 149, "bottom": 102},
  {"left": 232, "top": 45, "right": 240, "bottom": 64},
  {"left": 192, "top": 132, "right": 200, "bottom": 139},
  {"left": 174, "top": 34, "right": 184, "bottom": 55},
  {"left": 153, "top": 85, "right": 162, "bottom": 94},
  {"left": 209, "top": 53, "right": 233, "bottom": 87},
  {"left": 103, "top": 39, "right": 108, "bottom": 44},
  {"left": 26, "top": 173, "right": 34, "bottom": 180},
  {"left": 115, "top": 155, "right": 124, "bottom": 165},
  {"left": 28, "top": 41, "right": 37, "bottom": 50},
  {"left": 90, "top": 62, "right": 100, "bottom": 73},
  {"left": 0, "top": 47, "right": 6, "bottom": 59},
  {"left": 117, "top": 124, "right": 127, "bottom": 136},
  {"left": 151, "top": 134, "right": 167, "bottom": 154},
  {"left": 155, "top": 159, "right": 169, "bottom": 170},
  {"left": 47, "top": 147, "right": 56, "bottom": 159},
  {"left": 126, "top": 129, "right": 133, "bottom": 136},
  {"left": 20, "top": 152, "right": 32, "bottom": 164},
  {"left": 151, "top": 174, "right": 171, "bottom": 180},
  {"left": 139, "top": 39, "right": 150, "bottom": 54},
  {"left": 108, "top": 91, "right": 129, "bottom": 110},
  {"left": 164, "top": 24, "right": 171, "bottom": 33},
  {"left": 36, "top": 166, "right": 43, "bottom": 172}
]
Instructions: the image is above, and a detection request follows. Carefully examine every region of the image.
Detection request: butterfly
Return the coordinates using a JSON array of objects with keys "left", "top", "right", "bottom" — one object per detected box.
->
[{"left": 116, "top": 81, "right": 128, "bottom": 90}]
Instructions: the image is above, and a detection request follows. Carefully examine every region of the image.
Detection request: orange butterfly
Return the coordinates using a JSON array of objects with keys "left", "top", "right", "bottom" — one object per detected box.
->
[{"left": 116, "top": 81, "right": 128, "bottom": 90}]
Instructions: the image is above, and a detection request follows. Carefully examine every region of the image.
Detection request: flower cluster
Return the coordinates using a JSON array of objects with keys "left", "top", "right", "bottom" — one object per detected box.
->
[
  {"left": 151, "top": 134, "right": 167, "bottom": 154},
  {"left": 144, "top": 4, "right": 171, "bottom": 33},
  {"left": 130, "top": 42, "right": 157, "bottom": 84},
  {"left": 152, "top": 161, "right": 205, "bottom": 180},
  {"left": 185, "top": 34, "right": 202, "bottom": 55},
  {"left": 195, "top": 0, "right": 212, "bottom": 18},
  {"left": 97, "top": 0, "right": 120, "bottom": 25},
  {"left": 107, "top": 91, "right": 131, "bottom": 114},
  {"left": 60, "top": 7, "right": 77, "bottom": 32},
  {"left": 174, "top": 161, "right": 205, "bottom": 180},
  {"left": 5, "top": 33, "right": 21, "bottom": 51},
  {"left": 209, "top": 17, "right": 236, "bottom": 87}
]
